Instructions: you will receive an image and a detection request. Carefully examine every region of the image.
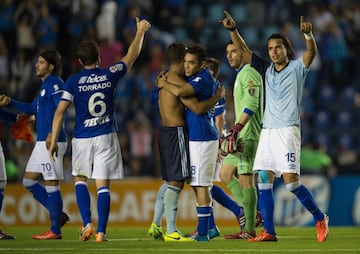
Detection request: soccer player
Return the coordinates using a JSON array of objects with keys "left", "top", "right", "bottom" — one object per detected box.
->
[
  {"left": 218, "top": 39, "right": 263, "bottom": 240},
  {"left": 48, "top": 17, "right": 151, "bottom": 242},
  {"left": 0, "top": 108, "right": 26, "bottom": 240},
  {"left": 0, "top": 50, "right": 69, "bottom": 240},
  {"left": 221, "top": 11, "right": 329, "bottom": 242},
  {"left": 148, "top": 44, "right": 224, "bottom": 242}
]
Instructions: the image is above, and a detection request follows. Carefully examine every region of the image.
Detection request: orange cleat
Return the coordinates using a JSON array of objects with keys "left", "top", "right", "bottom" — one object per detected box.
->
[
  {"left": 316, "top": 214, "right": 329, "bottom": 242},
  {"left": 248, "top": 229, "right": 277, "bottom": 242},
  {"left": 32, "top": 230, "right": 62, "bottom": 240}
]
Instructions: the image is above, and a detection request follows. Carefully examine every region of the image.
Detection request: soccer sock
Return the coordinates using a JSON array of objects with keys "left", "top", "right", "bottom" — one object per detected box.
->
[
  {"left": 23, "top": 178, "right": 48, "bottom": 209},
  {"left": 153, "top": 182, "right": 168, "bottom": 226},
  {"left": 97, "top": 187, "right": 110, "bottom": 234},
  {"left": 227, "top": 177, "right": 244, "bottom": 207},
  {"left": 289, "top": 184, "right": 324, "bottom": 222},
  {"left": 46, "top": 186, "right": 62, "bottom": 234},
  {"left": 258, "top": 183, "right": 276, "bottom": 235},
  {"left": 75, "top": 181, "right": 92, "bottom": 226},
  {"left": 242, "top": 186, "right": 257, "bottom": 232},
  {"left": 164, "top": 185, "right": 180, "bottom": 234},
  {"left": 211, "top": 184, "right": 243, "bottom": 218},
  {"left": 196, "top": 206, "right": 211, "bottom": 237},
  {"left": 208, "top": 202, "right": 216, "bottom": 230},
  {"left": 0, "top": 188, "right": 4, "bottom": 212}
]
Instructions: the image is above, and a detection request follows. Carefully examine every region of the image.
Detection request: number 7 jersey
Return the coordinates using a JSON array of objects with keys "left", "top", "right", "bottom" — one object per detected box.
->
[{"left": 61, "top": 62, "right": 127, "bottom": 138}]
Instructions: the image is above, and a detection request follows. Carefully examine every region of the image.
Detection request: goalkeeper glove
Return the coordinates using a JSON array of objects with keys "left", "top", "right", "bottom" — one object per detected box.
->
[{"left": 228, "top": 123, "right": 243, "bottom": 153}]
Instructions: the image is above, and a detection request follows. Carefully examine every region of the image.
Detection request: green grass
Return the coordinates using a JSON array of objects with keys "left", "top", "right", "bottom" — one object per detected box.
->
[{"left": 1, "top": 226, "right": 359, "bottom": 254}]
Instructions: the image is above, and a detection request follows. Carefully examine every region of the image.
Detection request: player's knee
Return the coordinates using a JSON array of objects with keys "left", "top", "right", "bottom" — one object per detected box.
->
[
  {"left": 22, "top": 178, "right": 37, "bottom": 188},
  {"left": 285, "top": 181, "right": 301, "bottom": 192}
]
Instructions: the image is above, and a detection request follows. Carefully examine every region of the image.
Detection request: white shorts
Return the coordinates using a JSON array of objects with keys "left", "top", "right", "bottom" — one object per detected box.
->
[
  {"left": 26, "top": 141, "right": 66, "bottom": 180},
  {"left": 71, "top": 132, "right": 124, "bottom": 180},
  {"left": 0, "top": 143, "right": 6, "bottom": 182},
  {"left": 189, "top": 140, "right": 218, "bottom": 187},
  {"left": 213, "top": 157, "right": 223, "bottom": 182},
  {"left": 253, "top": 126, "right": 301, "bottom": 177}
]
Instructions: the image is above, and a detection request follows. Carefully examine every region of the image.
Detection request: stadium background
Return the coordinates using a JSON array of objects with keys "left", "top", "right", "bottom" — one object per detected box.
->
[{"left": 0, "top": 0, "right": 359, "bottom": 226}]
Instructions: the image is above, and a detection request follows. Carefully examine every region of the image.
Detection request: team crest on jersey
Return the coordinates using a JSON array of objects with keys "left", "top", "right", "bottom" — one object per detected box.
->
[
  {"left": 109, "top": 66, "right": 117, "bottom": 73},
  {"left": 40, "top": 89, "right": 46, "bottom": 96},
  {"left": 115, "top": 63, "right": 124, "bottom": 71},
  {"left": 248, "top": 80, "right": 255, "bottom": 96}
]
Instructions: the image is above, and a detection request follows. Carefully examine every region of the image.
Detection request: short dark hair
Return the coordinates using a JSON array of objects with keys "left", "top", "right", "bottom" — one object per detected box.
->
[
  {"left": 186, "top": 45, "right": 207, "bottom": 63},
  {"left": 205, "top": 57, "right": 220, "bottom": 79},
  {"left": 40, "top": 49, "right": 62, "bottom": 76},
  {"left": 76, "top": 41, "right": 99, "bottom": 66},
  {"left": 167, "top": 43, "right": 187, "bottom": 65},
  {"left": 267, "top": 33, "right": 295, "bottom": 59}
]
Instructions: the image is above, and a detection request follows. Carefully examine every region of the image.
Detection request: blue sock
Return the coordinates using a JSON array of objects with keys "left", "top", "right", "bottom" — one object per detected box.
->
[
  {"left": 291, "top": 184, "right": 324, "bottom": 222},
  {"left": 75, "top": 182, "right": 91, "bottom": 226},
  {"left": 258, "top": 184, "right": 276, "bottom": 235},
  {"left": 211, "top": 185, "right": 243, "bottom": 217},
  {"left": 97, "top": 187, "right": 110, "bottom": 234},
  {"left": 46, "top": 186, "right": 62, "bottom": 234},
  {"left": 208, "top": 203, "right": 216, "bottom": 230},
  {"left": 153, "top": 182, "right": 168, "bottom": 226},
  {"left": 23, "top": 179, "right": 48, "bottom": 209},
  {"left": 196, "top": 206, "right": 211, "bottom": 237}
]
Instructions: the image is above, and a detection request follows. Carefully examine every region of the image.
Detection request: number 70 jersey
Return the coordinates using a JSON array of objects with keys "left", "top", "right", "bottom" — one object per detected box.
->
[{"left": 61, "top": 62, "right": 127, "bottom": 138}]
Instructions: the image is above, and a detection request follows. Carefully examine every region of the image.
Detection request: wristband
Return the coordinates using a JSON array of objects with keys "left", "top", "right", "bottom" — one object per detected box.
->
[
  {"left": 226, "top": 26, "right": 236, "bottom": 31},
  {"left": 303, "top": 31, "right": 314, "bottom": 40}
]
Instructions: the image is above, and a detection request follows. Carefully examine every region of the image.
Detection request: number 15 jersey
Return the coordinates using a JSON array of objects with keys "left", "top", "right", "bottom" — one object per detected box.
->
[{"left": 61, "top": 62, "right": 127, "bottom": 138}]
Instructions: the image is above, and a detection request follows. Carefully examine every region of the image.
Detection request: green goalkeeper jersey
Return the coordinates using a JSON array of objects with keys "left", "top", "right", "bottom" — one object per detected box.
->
[{"left": 233, "top": 64, "right": 263, "bottom": 141}]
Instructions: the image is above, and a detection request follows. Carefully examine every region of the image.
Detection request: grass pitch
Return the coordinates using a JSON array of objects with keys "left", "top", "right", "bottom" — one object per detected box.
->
[{"left": 0, "top": 226, "right": 359, "bottom": 254}]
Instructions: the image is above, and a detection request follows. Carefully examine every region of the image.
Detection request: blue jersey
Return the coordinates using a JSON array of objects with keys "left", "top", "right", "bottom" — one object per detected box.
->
[
  {"left": 10, "top": 74, "right": 67, "bottom": 142},
  {"left": 212, "top": 80, "right": 226, "bottom": 137},
  {"left": 61, "top": 61, "right": 127, "bottom": 138},
  {"left": 185, "top": 68, "right": 219, "bottom": 141}
]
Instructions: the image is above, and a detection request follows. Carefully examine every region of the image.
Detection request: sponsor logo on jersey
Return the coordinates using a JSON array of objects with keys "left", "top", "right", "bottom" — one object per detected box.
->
[
  {"left": 83, "top": 115, "right": 110, "bottom": 127},
  {"left": 79, "top": 74, "right": 108, "bottom": 84},
  {"left": 40, "top": 89, "right": 46, "bottom": 96},
  {"left": 53, "top": 84, "right": 59, "bottom": 91}
]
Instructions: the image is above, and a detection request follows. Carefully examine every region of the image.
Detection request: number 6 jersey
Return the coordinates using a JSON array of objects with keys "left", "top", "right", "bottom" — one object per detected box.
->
[{"left": 61, "top": 61, "right": 127, "bottom": 138}]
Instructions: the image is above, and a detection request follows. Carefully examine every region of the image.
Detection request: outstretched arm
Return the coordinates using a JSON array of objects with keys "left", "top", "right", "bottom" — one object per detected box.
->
[
  {"left": 157, "top": 75, "right": 195, "bottom": 97},
  {"left": 121, "top": 17, "right": 151, "bottom": 71},
  {"left": 300, "top": 16, "right": 317, "bottom": 67},
  {"left": 221, "top": 11, "right": 253, "bottom": 64}
]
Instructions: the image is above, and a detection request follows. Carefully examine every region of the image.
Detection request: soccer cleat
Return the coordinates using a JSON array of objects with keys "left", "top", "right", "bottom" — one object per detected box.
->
[
  {"left": 32, "top": 230, "right": 62, "bottom": 240},
  {"left": 208, "top": 226, "right": 220, "bottom": 239},
  {"left": 248, "top": 229, "right": 277, "bottom": 242},
  {"left": 0, "top": 230, "right": 15, "bottom": 240},
  {"left": 163, "top": 231, "right": 193, "bottom": 242},
  {"left": 185, "top": 227, "right": 219, "bottom": 239},
  {"left": 96, "top": 232, "right": 108, "bottom": 242},
  {"left": 224, "top": 230, "right": 256, "bottom": 239},
  {"left": 148, "top": 223, "right": 164, "bottom": 241},
  {"left": 316, "top": 214, "right": 329, "bottom": 242},
  {"left": 61, "top": 211, "right": 70, "bottom": 227},
  {"left": 192, "top": 234, "right": 210, "bottom": 242},
  {"left": 79, "top": 223, "right": 95, "bottom": 241}
]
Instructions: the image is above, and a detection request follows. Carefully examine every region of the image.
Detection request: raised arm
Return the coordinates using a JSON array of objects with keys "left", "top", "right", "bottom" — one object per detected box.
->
[
  {"left": 300, "top": 16, "right": 317, "bottom": 67},
  {"left": 121, "top": 17, "right": 151, "bottom": 71},
  {"left": 221, "top": 11, "right": 253, "bottom": 64}
]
